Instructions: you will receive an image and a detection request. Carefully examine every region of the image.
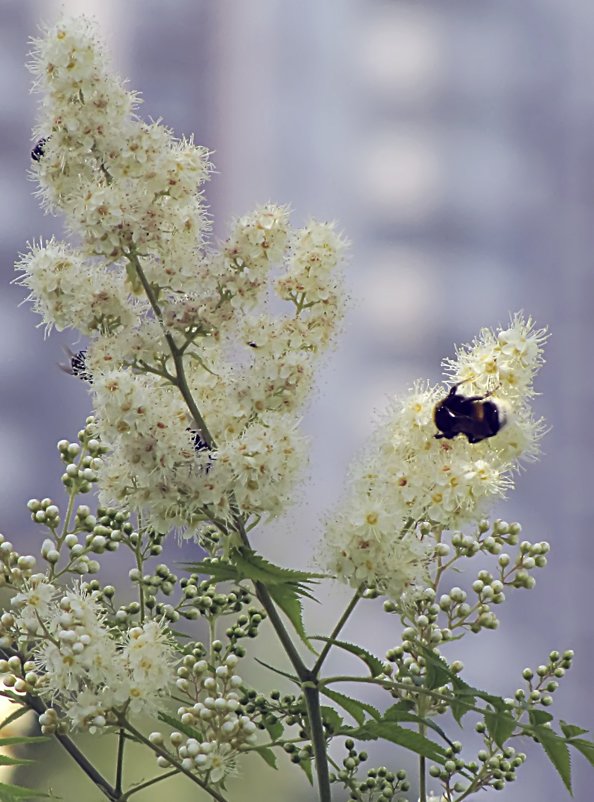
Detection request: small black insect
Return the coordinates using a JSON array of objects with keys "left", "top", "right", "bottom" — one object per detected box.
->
[
  {"left": 434, "top": 382, "right": 508, "bottom": 444},
  {"left": 188, "top": 428, "right": 215, "bottom": 472},
  {"left": 59, "top": 349, "right": 93, "bottom": 384},
  {"left": 31, "top": 137, "right": 48, "bottom": 162}
]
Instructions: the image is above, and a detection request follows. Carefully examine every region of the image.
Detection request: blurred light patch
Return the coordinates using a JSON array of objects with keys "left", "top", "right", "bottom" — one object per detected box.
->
[
  {"left": 0, "top": 425, "right": 28, "bottom": 508},
  {"left": 359, "top": 128, "right": 442, "bottom": 222},
  {"left": 358, "top": 5, "right": 442, "bottom": 99},
  {"left": 358, "top": 247, "right": 437, "bottom": 350}
]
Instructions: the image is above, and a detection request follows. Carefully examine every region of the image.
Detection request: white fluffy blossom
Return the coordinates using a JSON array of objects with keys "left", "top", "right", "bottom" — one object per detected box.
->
[{"left": 324, "top": 314, "right": 547, "bottom": 601}]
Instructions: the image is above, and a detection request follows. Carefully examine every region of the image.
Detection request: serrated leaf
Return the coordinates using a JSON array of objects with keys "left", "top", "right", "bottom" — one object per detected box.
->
[
  {"left": 484, "top": 708, "right": 517, "bottom": 748},
  {"left": 320, "top": 705, "right": 344, "bottom": 734},
  {"left": 320, "top": 688, "right": 380, "bottom": 726},
  {"left": 560, "top": 721, "right": 590, "bottom": 740},
  {"left": 268, "top": 584, "right": 316, "bottom": 652},
  {"left": 569, "top": 738, "right": 594, "bottom": 767},
  {"left": 383, "top": 703, "right": 453, "bottom": 746},
  {"left": 450, "top": 677, "right": 477, "bottom": 725},
  {"left": 343, "top": 721, "right": 446, "bottom": 764},
  {"left": 0, "top": 782, "right": 50, "bottom": 800},
  {"left": 184, "top": 559, "right": 242, "bottom": 583},
  {"left": 157, "top": 711, "right": 203, "bottom": 741},
  {"left": 312, "top": 637, "right": 383, "bottom": 677},
  {"left": 533, "top": 727, "right": 572, "bottom": 793},
  {"left": 233, "top": 550, "right": 325, "bottom": 586},
  {"left": 0, "top": 707, "right": 30, "bottom": 732},
  {"left": 528, "top": 709, "right": 554, "bottom": 727},
  {"left": 251, "top": 745, "right": 278, "bottom": 769}
]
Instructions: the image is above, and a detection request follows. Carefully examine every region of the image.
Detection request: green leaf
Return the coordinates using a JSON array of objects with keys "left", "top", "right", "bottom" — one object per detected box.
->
[
  {"left": 263, "top": 717, "right": 284, "bottom": 742},
  {"left": 528, "top": 709, "right": 554, "bottom": 727},
  {"left": 186, "top": 550, "right": 325, "bottom": 588},
  {"left": 254, "top": 658, "right": 300, "bottom": 684},
  {"left": 320, "top": 705, "right": 344, "bottom": 734},
  {"left": 533, "top": 726, "right": 572, "bottom": 793},
  {"left": 343, "top": 721, "right": 446, "bottom": 764},
  {"left": 0, "top": 755, "right": 35, "bottom": 767},
  {"left": 0, "top": 707, "right": 30, "bottom": 732},
  {"left": 383, "top": 702, "right": 453, "bottom": 746},
  {"left": 299, "top": 757, "right": 313, "bottom": 785},
  {"left": 312, "top": 637, "right": 383, "bottom": 677},
  {"left": 251, "top": 745, "right": 278, "bottom": 769},
  {"left": 560, "top": 721, "right": 590, "bottom": 740},
  {"left": 232, "top": 550, "right": 326, "bottom": 586},
  {"left": 569, "top": 738, "right": 594, "bottom": 767},
  {"left": 268, "top": 583, "right": 315, "bottom": 652},
  {"left": 320, "top": 688, "right": 380, "bottom": 726},
  {"left": 0, "top": 782, "right": 50, "bottom": 800},
  {"left": 157, "top": 711, "right": 203, "bottom": 742},
  {"left": 483, "top": 708, "right": 517, "bottom": 748},
  {"left": 450, "top": 677, "right": 477, "bottom": 725},
  {"left": 0, "top": 737, "right": 47, "bottom": 747}
]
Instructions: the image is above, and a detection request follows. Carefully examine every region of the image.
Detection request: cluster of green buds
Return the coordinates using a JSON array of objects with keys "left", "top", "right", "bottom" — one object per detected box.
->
[{"left": 331, "top": 740, "right": 410, "bottom": 802}]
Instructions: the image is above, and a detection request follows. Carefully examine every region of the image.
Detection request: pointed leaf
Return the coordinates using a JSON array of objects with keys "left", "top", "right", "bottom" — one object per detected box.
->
[
  {"left": 320, "top": 688, "right": 380, "bottom": 726},
  {"left": 343, "top": 721, "right": 446, "bottom": 764},
  {"left": 0, "top": 783, "right": 50, "bottom": 800},
  {"left": 233, "top": 549, "right": 325, "bottom": 585},
  {"left": 0, "top": 755, "right": 35, "bottom": 767},
  {"left": 484, "top": 708, "right": 517, "bottom": 748},
  {"left": 529, "top": 709, "right": 554, "bottom": 727},
  {"left": 312, "top": 637, "right": 383, "bottom": 677},
  {"left": 298, "top": 757, "right": 313, "bottom": 785},
  {"left": 560, "top": 721, "right": 590, "bottom": 740},
  {"left": 0, "top": 706, "right": 30, "bottom": 732},
  {"left": 268, "top": 584, "right": 315, "bottom": 652},
  {"left": 254, "top": 658, "right": 300, "bottom": 685},
  {"left": 251, "top": 745, "right": 278, "bottom": 769},
  {"left": 383, "top": 703, "right": 453, "bottom": 746},
  {"left": 533, "top": 726, "right": 572, "bottom": 793},
  {"left": 320, "top": 705, "right": 344, "bottom": 734},
  {"left": 569, "top": 738, "right": 594, "bottom": 767},
  {"left": 451, "top": 677, "right": 477, "bottom": 725}
]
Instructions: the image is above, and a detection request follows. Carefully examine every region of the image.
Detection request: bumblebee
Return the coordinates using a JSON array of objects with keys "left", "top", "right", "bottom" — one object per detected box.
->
[{"left": 434, "top": 382, "right": 508, "bottom": 444}]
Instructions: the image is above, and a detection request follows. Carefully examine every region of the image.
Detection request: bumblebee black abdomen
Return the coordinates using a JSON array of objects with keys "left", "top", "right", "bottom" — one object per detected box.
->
[{"left": 434, "top": 383, "right": 507, "bottom": 444}]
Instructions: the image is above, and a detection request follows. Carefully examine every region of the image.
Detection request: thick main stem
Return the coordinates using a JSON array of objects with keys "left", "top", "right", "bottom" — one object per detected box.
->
[{"left": 128, "top": 251, "right": 332, "bottom": 802}]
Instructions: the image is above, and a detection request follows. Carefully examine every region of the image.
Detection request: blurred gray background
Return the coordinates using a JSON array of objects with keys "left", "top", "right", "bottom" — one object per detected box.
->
[{"left": 1, "top": 0, "right": 593, "bottom": 800}]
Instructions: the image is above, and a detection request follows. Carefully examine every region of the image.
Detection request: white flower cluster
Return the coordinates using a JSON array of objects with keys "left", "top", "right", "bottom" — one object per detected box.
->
[
  {"left": 324, "top": 315, "right": 547, "bottom": 601},
  {"left": 15, "top": 17, "right": 348, "bottom": 534},
  {"left": 0, "top": 576, "right": 177, "bottom": 731}
]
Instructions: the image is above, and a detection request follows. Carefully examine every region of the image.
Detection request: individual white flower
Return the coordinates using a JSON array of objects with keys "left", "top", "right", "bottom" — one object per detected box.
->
[{"left": 11, "top": 575, "right": 56, "bottom": 634}]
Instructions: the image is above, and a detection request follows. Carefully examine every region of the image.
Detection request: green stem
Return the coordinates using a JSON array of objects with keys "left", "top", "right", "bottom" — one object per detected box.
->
[
  {"left": 128, "top": 246, "right": 331, "bottom": 802},
  {"left": 120, "top": 769, "right": 178, "bottom": 800},
  {"left": 119, "top": 717, "right": 230, "bottom": 802},
  {"left": 25, "top": 695, "right": 118, "bottom": 801},
  {"left": 312, "top": 586, "right": 363, "bottom": 676}
]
